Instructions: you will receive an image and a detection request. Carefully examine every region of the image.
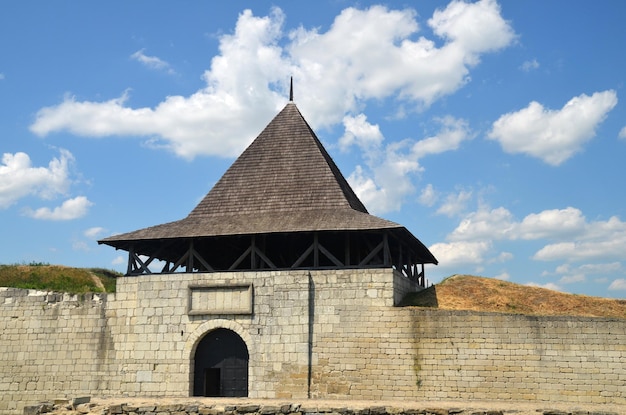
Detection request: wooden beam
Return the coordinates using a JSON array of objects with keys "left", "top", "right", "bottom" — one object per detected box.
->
[
  {"left": 131, "top": 252, "right": 152, "bottom": 274},
  {"left": 126, "top": 246, "right": 134, "bottom": 275},
  {"left": 253, "top": 246, "right": 277, "bottom": 269},
  {"left": 358, "top": 240, "right": 383, "bottom": 266},
  {"left": 170, "top": 250, "right": 190, "bottom": 273},
  {"left": 318, "top": 242, "right": 344, "bottom": 267},
  {"left": 250, "top": 235, "right": 257, "bottom": 269},
  {"left": 292, "top": 243, "right": 314, "bottom": 268},
  {"left": 229, "top": 246, "right": 252, "bottom": 270},
  {"left": 383, "top": 232, "right": 390, "bottom": 266},
  {"left": 190, "top": 245, "right": 214, "bottom": 272}
]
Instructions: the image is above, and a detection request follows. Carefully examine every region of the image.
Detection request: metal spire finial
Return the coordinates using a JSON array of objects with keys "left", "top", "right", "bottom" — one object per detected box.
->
[{"left": 289, "top": 77, "right": 293, "bottom": 102}]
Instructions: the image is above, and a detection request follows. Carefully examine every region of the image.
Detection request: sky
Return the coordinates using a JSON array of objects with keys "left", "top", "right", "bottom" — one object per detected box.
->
[{"left": 2, "top": 1, "right": 626, "bottom": 298}]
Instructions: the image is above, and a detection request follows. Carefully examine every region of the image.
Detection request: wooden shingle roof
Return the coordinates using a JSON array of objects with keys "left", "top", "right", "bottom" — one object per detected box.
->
[{"left": 99, "top": 101, "right": 437, "bottom": 266}]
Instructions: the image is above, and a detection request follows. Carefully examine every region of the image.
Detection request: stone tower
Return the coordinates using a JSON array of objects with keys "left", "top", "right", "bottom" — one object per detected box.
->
[{"left": 99, "top": 96, "right": 437, "bottom": 398}]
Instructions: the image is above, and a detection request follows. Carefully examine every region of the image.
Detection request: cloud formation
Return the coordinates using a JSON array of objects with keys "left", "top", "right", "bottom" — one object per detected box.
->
[
  {"left": 520, "top": 59, "right": 539, "bottom": 72},
  {"left": 432, "top": 203, "right": 626, "bottom": 289},
  {"left": 0, "top": 150, "right": 74, "bottom": 209},
  {"left": 347, "top": 115, "right": 473, "bottom": 214},
  {"left": 130, "top": 49, "right": 175, "bottom": 74},
  {"left": 489, "top": 90, "right": 618, "bottom": 165},
  {"left": 23, "top": 196, "right": 92, "bottom": 220},
  {"left": 84, "top": 226, "right": 106, "bottom": 239},
  {"left": 609, "top": 279, "right": 626, "bottom": 291},
  {"left": 30, "top": 1, "right": 514, "bottom": 161}
]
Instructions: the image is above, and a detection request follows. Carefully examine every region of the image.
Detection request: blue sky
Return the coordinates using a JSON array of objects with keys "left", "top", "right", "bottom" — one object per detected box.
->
[{"left": 2, "top": 1, "right": 626, "bottom": 298}]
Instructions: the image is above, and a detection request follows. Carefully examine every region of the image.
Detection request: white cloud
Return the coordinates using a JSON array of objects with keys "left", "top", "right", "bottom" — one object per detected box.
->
[
  {"left": 533, "top": 216, "right": 626, "bottom": 262},
  {"left": 412, "top": 116, "right": 473, "bottom": 159},
  {"left": 449, "top": 206, "right": 515, "bottom": 241},
  {"left": 31, "top": 8, "right": 289, "bottom": 159},
  {"left": 619, "top": 126, "right": 626, "bottom": 139},
  {"left": 526, "top": 282, "right": 562, "bottom": 292},
  {"left": 30, "top": 2, "right": 514, "bottom": 160},
  {"left": 579, "top": 262, "right": 622, "bottom": 274},
  {"left": 418, "top": 184, "right": 437, "bottom": 207},
  {"left": 348, "top": 165, "right": 389, "bottom": 213},
  {"left": 609, "top": 279, "right": 626, "bottom": 291},
  {"left": 520, "top": 59, "right": 539, "bottom": 72},
  {"left": 0, "top": 150, "right": 73, "bottom": 209},
  {"left": 491, "top": 252, "right": 513, "bottom": 263},
  {"left": 558, "top": 274, "right": 586, "bottom": 284},
  {"left": 339, "top": 113, "right": 383, "bottom": 152},
  {"left": 436, "top": 188, "right": 472, "bottom": 217},
  {"left": 493, "top": 272, "right": 510, "bottom": 280},
  {"left": 429, "top": 0, "right": 515, "bottom": 54},
  {"left": 516, "top": 207, "right": 586, "bottom": 240},
  {"left": 23, "top": 196, "right": 92, "bottom": 220},
  {"left": 0, "top": 73, "right": 5, "bottom": 80},
  {"left": 437, "top": 203, "right": 626, "bottom": 287},
  {"left": 489, "top": 90, "right": 618, "bottom": 165},
  {"left": 84, "top": 227, "right": 106, "bottom": 239},
  {"left": 349, "top": 116, "right": 471, "bottom": 214},
  {"left": 446, "top": 203, "right": 626, "bottom": 264},
  {"left": 428, "top": 240, "right": 491, "bottom": 269},
  {"left": 130, "top": 49, "right": 175, "bottom": 74},
  {"left": 449, "top": 206, "right": 609, "bottom": 246}
]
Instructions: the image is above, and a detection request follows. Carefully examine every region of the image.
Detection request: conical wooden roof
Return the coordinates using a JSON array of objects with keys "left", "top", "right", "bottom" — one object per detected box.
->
[{"left": 99, "top": 101, "right": 437, "bottom": 266}]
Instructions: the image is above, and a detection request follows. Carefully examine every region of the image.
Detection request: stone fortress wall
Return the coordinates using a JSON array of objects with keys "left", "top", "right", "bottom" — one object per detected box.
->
[{"left": 1, "top": 269, "right": 625, "bottom": 414}]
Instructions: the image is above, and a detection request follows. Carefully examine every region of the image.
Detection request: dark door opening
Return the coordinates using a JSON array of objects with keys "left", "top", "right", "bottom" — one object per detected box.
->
[
  {"left": 193, "top": 328, "right": 249, "bottom": 397},
  {"left": 204, "top": 368, "right": 221, "bottom": 396}
]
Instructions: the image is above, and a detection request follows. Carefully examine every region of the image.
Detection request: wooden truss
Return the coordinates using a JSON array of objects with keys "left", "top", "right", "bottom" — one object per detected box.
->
[{"left": 126, "top": 230, "right": 427, "bottom": 287}]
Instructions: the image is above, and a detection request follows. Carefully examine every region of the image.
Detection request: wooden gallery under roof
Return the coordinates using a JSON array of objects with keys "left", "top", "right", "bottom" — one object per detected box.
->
[{"left": 99, "top": 91, "right": 437, "bottom": 286}]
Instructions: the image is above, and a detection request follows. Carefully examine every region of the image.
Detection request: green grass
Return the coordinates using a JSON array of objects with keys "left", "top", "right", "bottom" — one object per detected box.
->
[{"left": 0, "top": 264, "right": 121, "bottom": 293}]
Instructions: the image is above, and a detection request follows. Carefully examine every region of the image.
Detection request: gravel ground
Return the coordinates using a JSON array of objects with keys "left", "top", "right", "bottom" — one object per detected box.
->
[{"left": 47, "top": 396, "right": 626, "bottom": 415}]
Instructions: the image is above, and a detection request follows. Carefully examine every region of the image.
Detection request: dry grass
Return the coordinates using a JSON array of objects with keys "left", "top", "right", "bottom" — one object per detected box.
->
[{"left": 401, "top": 274, "right": 626, "bottom": 319}]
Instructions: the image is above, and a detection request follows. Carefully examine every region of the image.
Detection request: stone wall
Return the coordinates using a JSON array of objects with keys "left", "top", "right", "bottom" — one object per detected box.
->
[
  {"left": 105, "top": 268, "right": 409, "bottom": 400},
  {"left": 0, "top": 288, "right": 118, "bottom": 414},
  {"left": 1, "top": 269, "right": 626, "bottom": 415},
  {"left": 409, "top": 309, "right": 626, "bottom": 405}
]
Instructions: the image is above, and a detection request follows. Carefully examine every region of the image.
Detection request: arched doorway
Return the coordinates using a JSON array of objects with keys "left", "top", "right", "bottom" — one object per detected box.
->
[{"left": 193, "top": 328, "right": 249, "bottom": 397}]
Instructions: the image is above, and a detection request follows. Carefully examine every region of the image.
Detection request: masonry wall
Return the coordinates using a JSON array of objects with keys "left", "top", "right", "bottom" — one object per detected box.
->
[
  {"left": 105, "top": 268, "right": 409, "bottom": 400},
  {"left": 0, "top": 288, "right": 118, "bottom": 414},
  {"left": 409, "top": 309, "right": 626, "bottom": 404},
  {"left": 1, "top": 269, "right": 626, "bottom": 415}
]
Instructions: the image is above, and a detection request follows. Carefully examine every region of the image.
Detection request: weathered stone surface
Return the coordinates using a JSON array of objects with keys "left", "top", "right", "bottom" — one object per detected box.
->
[
  {"left": 22, "top": 401, "right": 626, "bottom": 415},
  {"left": 23, "top": 405, "right": 43, "bottom": 415},
  {"left": 157, "top": 405, "right": 184, "bottom": 413},
  {"left": 259, "top": 406, "right": 282, "bottom": 415},
  {"left": 72, "top": 397, "right": 91, "bottom": 407},
  {"left": 236, "top": 406, "right": 261, "bottom": 414},
  {"left": 108, "top": 404, "right": 125, "bottom": 414},
  {"left": 3, "top": 269, "right": 626, "bottom": 415},
  {"left": 76, "top": 403, "right": 95, "bottom": 414}
]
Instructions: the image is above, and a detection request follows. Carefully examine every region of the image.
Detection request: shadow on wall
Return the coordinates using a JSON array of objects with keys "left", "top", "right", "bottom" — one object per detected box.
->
[{"left": 398, "top": 285, "right": 439, "bottom": 308}]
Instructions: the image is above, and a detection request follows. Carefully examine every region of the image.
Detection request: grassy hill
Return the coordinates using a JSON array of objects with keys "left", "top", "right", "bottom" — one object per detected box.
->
[
  {"left": 0, "top": 263, "right": 121, "bottom": 293},
  {"left": 401, "top": 274, "right": 626, "bottom": 319}
]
